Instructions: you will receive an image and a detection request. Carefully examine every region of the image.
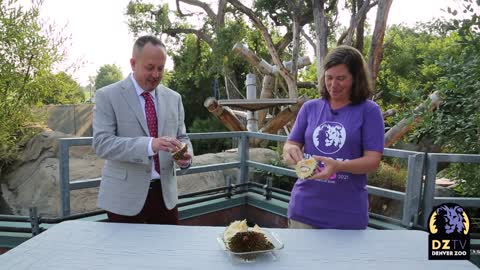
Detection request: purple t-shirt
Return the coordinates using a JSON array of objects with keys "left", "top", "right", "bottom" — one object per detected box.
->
[{"left": 287, "top": 98, "right": 384, "bottom": 229}]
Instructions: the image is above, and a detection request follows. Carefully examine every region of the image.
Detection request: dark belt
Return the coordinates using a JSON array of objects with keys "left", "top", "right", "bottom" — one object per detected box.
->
[
  {"left": 150, "top": 178, "right": 161, "bottom": 184},
  {"left": 149, "top": 179, "right": 161, "bottom": 189}
]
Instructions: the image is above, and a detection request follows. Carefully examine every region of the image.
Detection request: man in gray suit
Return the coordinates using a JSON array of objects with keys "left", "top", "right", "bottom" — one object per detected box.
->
[{"left": 93, "top": 35, "right": 193, "bottom": 224}]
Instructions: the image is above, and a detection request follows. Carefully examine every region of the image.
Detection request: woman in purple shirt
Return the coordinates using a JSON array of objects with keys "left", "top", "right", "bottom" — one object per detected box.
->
[{"left": 283, "top": 45, "right": 385, "bottom": 229}]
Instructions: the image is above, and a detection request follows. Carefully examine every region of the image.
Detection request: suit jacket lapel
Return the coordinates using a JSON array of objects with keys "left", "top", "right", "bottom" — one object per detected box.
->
[
  {"left": 119, "top": 78, "right": 150, "bottom": 135},
  {"left": 156, "top": 85, "right": 166, "bottom": 136}
]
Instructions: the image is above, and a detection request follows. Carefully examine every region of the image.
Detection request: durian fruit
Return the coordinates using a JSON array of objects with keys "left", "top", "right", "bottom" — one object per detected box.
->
[
  {"left": 223, "top": 219, "right": 248, "bottom": 243},
  {"left": 227, "top": 231, "right": 274, "bottom": 253},
  {"left": 252, "top": 224, "right": 264, "bottom": 234},
  {"left": 172, "top": 143, "right": 188, "bottom": 160},
  {"left": 295, "top": 158, "right": 317, "bottom": 179}
]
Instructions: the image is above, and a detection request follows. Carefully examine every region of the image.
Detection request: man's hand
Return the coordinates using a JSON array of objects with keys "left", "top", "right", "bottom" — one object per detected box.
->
[
  {"left": 152, "top": 136, "right": 182, "bottom": 153},
  {"left": 174, "top": 152, "right": 192, "bottom": 168}
]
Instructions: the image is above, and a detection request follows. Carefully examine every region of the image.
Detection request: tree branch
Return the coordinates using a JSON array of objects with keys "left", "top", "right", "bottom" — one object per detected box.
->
[
  {"left": 216, "top": 0, "right": 228, "bottom": 27},
  {"left": 227, "top": 0, "right": 297, "bottom": 97},
  {"left": 176, "top": 0, "right": 195, "bottom": 16},
  {"left": 301, "top": 28, "right": 316, "bottom": 54},
  {"left": 338, "top": 0, "right": 372, "bottom": 46},
  {"left": 164, "top": 27, "right": 213, "bottom": 46},
  {"left": 275, "top": 32, "right": 293, "bottom": 55},
  {"left": 179, "top": 0, "right": 216, "bottom": 20}
]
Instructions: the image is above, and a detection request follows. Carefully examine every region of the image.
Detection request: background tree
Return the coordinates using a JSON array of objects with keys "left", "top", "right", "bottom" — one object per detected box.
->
[
  {"left": 414, "top": 0, "right": 480, "bottom": 196},
  {"left": 94, "top": 64, "right": 123, "bottom": 90},
  {"left": 126, "top": 0, "right": 246, "bottom": 99},
  {"left": 39, "top": 72, "right": 85, "bottom": 104},
  {"left": 0, "top": 0, "right": 70, "bottom": 174}
]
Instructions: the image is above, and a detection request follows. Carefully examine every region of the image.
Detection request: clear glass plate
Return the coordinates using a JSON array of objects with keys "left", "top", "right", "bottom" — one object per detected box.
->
[{"left": 216, "top": 229, "right": 284, "bottom": 263}]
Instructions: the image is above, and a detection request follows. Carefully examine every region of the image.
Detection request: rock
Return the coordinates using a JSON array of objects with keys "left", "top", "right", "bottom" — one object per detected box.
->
[
  {"left": 0, "top": 130, "right": 102, "bottom": 216},
  {"left": 434, "top": 185, "right": 457, "bottom": 197},
  {"left": 0, "top": 130, "right": 278, "bottom": 216},
  {"left": 177, "top": 148, "right": 278, "bottom": 195}
]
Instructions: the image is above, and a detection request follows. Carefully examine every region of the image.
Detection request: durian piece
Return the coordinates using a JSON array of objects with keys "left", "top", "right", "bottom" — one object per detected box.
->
[
  {"left": 227, "top": 231, "right": 274, "bottom": 253},
  {"left": 223, "top": 219, "right": 248, "bottom": 243},
  {"left": 172, "top": 143, "right": 188, "bottom": 160},
  {"left": 252, "top": 224, "right": 264, "bottom": 234},
  {"left": 295, "top": 158, "right": 317, "bottom": 179}
]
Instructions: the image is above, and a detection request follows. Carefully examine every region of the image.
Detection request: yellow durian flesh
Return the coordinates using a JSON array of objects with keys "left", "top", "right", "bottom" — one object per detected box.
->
[
  {"left": 295, "top": 158, "right": 317, "bottom": 179},
  {"left": 223, "top": 219, "right": 248, "bottom": 244}
]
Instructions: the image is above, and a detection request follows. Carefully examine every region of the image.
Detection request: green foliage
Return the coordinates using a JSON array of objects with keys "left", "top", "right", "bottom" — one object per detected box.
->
[
  {"left": 255, "top": 156, "right": 297, "bottom": 191},
  {"left": 378, "top": 24, "right": 461, "bottom": 124},
  {"left": 188, "top": 117, "right": 231, "bottom": 155},
  {"left": 39, "top": 72, "right": 85, "bottom": 104},
  {"left": 94, "top": 64, "right": 123, "bottom": 90},
  {"left": 368, "top": 161, "right": 408, "bottom": 192},
  {"left": 0, "top": 0, "right": 69, "bottom": 173},
  {"left": 126, "top": 2, "right": 170, "bottom": 37},
  {"left": 412, "top": 0, "right": 480, "bottom": 196},
  {"left": 212, "top": 20, "right": 249, "bottom": 75},
  {"left": 166, "top": 35, "right": 215, "bottom": 127}
]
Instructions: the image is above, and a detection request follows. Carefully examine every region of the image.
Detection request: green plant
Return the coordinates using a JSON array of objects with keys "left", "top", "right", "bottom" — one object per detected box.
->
[
  {"left": 0, "top": 0, "right": 70, "bottom": 174},
  {"left": 254, "top": 156, "right": 297, "bottom": 191},
  {"left": 368, "top": 161, "right": 408, "bottom": 192}
]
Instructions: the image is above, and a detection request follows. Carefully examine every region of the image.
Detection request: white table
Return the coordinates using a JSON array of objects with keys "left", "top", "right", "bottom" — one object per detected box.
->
[{"left": 0, "top": 220, "right": 477, "bottom": 269}]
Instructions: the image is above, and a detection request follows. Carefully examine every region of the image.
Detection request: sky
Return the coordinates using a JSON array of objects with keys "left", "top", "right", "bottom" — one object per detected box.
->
[{"left": 32, "top": 0, "right": 459, "bottom": 86}]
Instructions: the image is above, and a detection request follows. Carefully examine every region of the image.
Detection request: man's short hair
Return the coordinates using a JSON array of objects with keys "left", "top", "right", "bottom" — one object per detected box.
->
[{"left": 132, "top": 35, "right": 165, "bottom": 56}]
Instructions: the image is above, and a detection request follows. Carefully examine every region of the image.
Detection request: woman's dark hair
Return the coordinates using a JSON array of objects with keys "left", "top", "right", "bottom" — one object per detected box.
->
[{"left": 319, "top": 45, "right": 372, "bottom": 104}]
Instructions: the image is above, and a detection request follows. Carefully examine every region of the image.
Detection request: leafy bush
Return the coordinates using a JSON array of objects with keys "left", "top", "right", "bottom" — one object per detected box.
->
[
  {"left": 368, "top": 161, "right": 408, "bottom": 192},
  {"left": 253, "top": 152, "right": 297, "bottom": 192}
]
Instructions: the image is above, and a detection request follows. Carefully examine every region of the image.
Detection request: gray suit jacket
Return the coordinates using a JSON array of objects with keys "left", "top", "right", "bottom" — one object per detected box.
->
[{"left": 92, "top": 78, "right": 193, "bottom": 215}]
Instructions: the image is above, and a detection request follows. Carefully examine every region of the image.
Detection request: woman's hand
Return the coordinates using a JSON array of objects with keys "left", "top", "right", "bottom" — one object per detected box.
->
[
  {"left": 307, "top": 155, "right": 340, "bottom": 180},
  {"left": 282, "top": 141, "right": 304, "bottom": 166}
]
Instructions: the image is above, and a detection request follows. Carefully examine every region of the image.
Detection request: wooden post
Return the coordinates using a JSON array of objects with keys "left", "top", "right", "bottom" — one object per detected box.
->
[
  {"left": 260, "top": 95, "right": 307, "bottom": 134},
  {"left": 384, "top": 91, "right": 442, "bottom": 148},
  {"left": 204, "top": 98, "right": 246, "bottom": 131}
]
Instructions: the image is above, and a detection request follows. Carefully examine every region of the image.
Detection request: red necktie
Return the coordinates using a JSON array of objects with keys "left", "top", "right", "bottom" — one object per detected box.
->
[{"left": 141, "top": 92, "right": 160, "bottom": 173}]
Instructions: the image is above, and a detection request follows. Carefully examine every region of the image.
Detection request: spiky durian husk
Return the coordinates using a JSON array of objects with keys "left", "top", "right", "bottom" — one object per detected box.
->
[
  {"left": 295, "top": 158, "right": 317, "bottom": 179},
  {"left": 227, "top": 231, "right": 274, "bottom": 253},
  {"left": 172, "top": 143, "right": 188, "bottom": 160}
]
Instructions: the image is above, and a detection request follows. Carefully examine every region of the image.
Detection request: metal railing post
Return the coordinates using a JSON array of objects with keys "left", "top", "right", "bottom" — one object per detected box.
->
[
  {"left": 29, "top": 207, "right": 40, "bottom": 236},
  {"left": 402, "top": 153, "right": 424, "bottom": 228},
  {"left": 239, "top": 132, "right": 249, "bottom": 189},
  {"left": 58, "top": 139, "right": 71, "bottom": 217},
  {"left": 265, "top": 177, "right": 273, "bottom": 200},
  {"left": 225, "top": 176, "right": 232, "bottom": 199},
  {"left": 421, "top": 153, "right": 438, "bottom": 227}
]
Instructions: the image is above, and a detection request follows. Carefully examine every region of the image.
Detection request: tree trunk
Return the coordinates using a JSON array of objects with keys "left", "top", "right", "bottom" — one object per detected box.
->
[
  {"left": 312, "top": 0, "right": 328, "bottom": 92},
  {"left": 227, "top": 0, "right": 298, "bottom": 98},
  {"left": 355, "top": 0, "right": 366, "bottom": 51},
  {"left": 258, "top": 75, "right": 275, "bottom": 127},
  {"left": 368, "top": 0, "right": 393, "bottom": 91},
  {"left": 384, "top": 92, "right": 442, "bottom": 148},
  {"left": 288, "top": 0, "right": 304, "bottom": 99}
]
